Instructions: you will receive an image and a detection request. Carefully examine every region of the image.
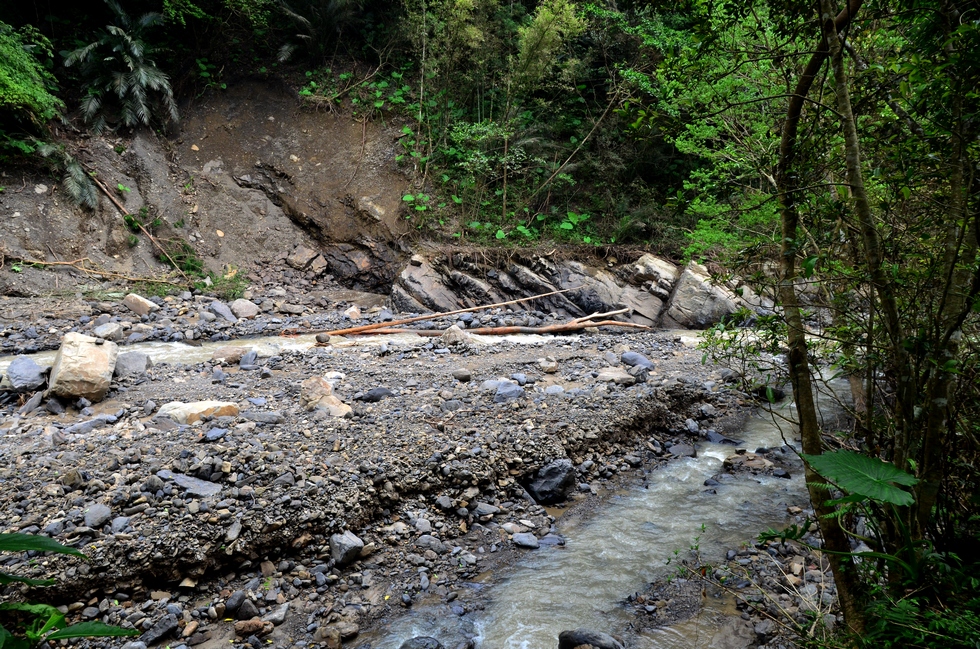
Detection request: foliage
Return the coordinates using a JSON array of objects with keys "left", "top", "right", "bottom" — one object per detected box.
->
[
  {"left": 34, "top": 142, "right": 98, "bottom": 209},
  {"left": 63, "top": 0, "right": 178, "bottom": 133},
  {"left": 0, "top": 533, "right": 139, "bottom": 648},
  {"left": 0, "top": 23, "right": 62, "bottom": 128},
  {"left": 276, "top": 0, "right": 365, "bottom": 62},
  {"left": 803, "top": 450, "right": 919, "bottom": 507}
]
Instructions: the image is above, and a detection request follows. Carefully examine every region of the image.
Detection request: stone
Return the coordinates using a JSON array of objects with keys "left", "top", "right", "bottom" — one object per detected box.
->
[
  {"left": 670, "top": 443, "right": 697, "bottom": 458},
  {"left": 343, "top": 305, "right": 361, "bottom": 320},
  {"left": 286, "top": 246, "right": 319, "bottom": 270},
  {"left": 595, "top": 367, "right": 635, "bottom": 386},
  {"left": 706, "top": 431, "right": 743, "bottom": 445},
  {"left": 633, "top": 254, "right": 679, "bottom": 286},
  {"left": 399, "top": 638, "right": 444, "bottom": 649},
  {"left": 211, "top": 346, "right": 246, "bottom": 364},
  {"left": 557, "top": 629, "right": 625, "bottom": 649},
  {"left": 157, "top": 401, "right": 239, "bottom": 424},
  {"left": 707, "top": 618, "right": 756, "bottom": 649},
  {"left": 452, "top": 369, "right": 472, "bottom": 382},
  {"left": 114, "top": 352, "right": 152, "bottom": 378},
  {"left": 493, "top": 381, "right": 524, "bottom": 403},
  {"left": 473, "top": 503, "right": 499, "bottom": 517},
  {"left": 512, "top": 532, "right": 539, "bottom": 549},
  {"left": 141, "top": 613, "right": 179, "bottom": 645},
  {"left": 230, "top": 299, "right": 260, "bottom": 319},
  {"left": 209, "top": 301, "right": 238, "bottom": 323},
  {"left": 83, "top": 503, "right": 112, "bottom": 528},
  {"left": 662, "top": 262, "right": 742, "bottom": 329},
  {"left": 262, "top": 604, "right": 288, "bottom": 626},
  {"left": 525, "top": 459, "right": 576, "bottom": 504},
  {"left": 357, "top": 387, "right": 393, "bottom": 402},
  {"left": 538, "top": 357, "right": 559, "bottom": 373},
  {"left": 156, "top": 470, "right": 222, "bottom": 497},
  {"left": 5, "top": 356, "right": 47, "bottom": 392},
  {"left": 330, "top": 530, "right": 364, "bottom": 567},
  {"left": 48, "top": 332, "right": 118, "bottom": 402},
  {"left": 314, "top": 626, "right": 341, "bottom": 649},
  {"left": 441, "top": 325, "right": 477, "bottom": 346},
  {"left": 236, "top": 600, "right": 259, "bottom": 620},
  {"left": 92, "top": 322, "right": 124, "bottom": 341},
  {"left": 621, "top": 351, "right": 654, "bottom": 369},
  {"left": 234, "top": 618, "right": 265, "bottom": 635},
  {"left": 309, "top": 254, "right": 329, "bottom": 274},
  {"left": 122, "top": 294, "right": 160, "bottom": 317},
  {"left": 314, "top": 395, "right": 353, "bottom": 418},
  {"left": 224, "top": 591, "right": 246, "bottom": 614}
]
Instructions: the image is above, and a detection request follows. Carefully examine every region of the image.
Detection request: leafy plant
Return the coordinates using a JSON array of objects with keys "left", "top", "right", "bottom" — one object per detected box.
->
[
  {"left": 63, "top": 0, "right": 178, "bottom": 133},
  {"left": 803, "top": 450, "right": 918, "bottom": 507},
  {"left": 34, "top": 142, "right": 98, "bottom": 209},
  {"left": 0, "top": 533, "right": 139, "bottom": 648}
]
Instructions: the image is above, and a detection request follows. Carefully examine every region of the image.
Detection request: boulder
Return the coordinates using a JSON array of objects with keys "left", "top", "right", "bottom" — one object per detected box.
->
[
  {"left": 493, "top": 382, "right": 525, "bottom": 403},
  {"left": 286, "top": 245, "right": 319, "bottom": 270},
  {"left": 557, "top": 629, "right": 625, "bottom": 649},
  {"left": 300, "top": 376, "right": 334, "bottom": 410},
  {"left": 399, "top": 638, "right": 444, "bottom": 649},
  {"left": 707, "top": 618, "right": 756, "bottom": 649},
  {"left": 114, "top": 352, "right": 152, "bottom": 378},
  {"left": 525, "top": 459, "right": 576, "bottom": 504},
  {"left": 212, "top": 346, "right": 247, "bottom": 365},
  {"left": 48, "top": 332, "right": 118, "bottom": 402},
  {"left": 157, "top": 400, "right": 239, "bottom": 424},
  {"left": 122, "top": 293, "right": 160, "bottom": 317},
  {"left": 209, "top": 301, "right": 238, "bottom": 323},
  {"left": 662, "top": 262, "right": 742, "bottom": 329},
  {"left": 632, "top": 253, "right": 679, "bottom": 286},
  {"left": 330, "top": 530, "right": 364, "bottom": 567},
  {"left": 314, "top": 395, "right": 353, "bottom": 418},
  {"left": 5, "top": 355, "right": 47, "bottom": 392},
  {"left": 230, "top": 299, "right": 260, "bottom": 319}
]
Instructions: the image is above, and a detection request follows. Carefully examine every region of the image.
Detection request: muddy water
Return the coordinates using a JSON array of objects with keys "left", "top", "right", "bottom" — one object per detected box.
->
[{"left": 357, "top": 385, "right": 847, "bottom": 649}]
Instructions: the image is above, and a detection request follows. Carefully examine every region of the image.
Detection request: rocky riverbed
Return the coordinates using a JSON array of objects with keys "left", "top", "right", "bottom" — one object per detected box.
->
[{"left": 0, "top": 266, "right": 775, "bottom": 649}]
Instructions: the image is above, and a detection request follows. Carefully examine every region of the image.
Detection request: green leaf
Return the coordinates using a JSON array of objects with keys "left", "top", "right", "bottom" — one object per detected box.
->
[
  {"left": 559, "top": 222, "right": 573, "bottom": 230},
  {"left": 0, "top": 533, "right": 85, "bottom": 557},
  {"left": 0, "top": 573, "right": 56, "bottom": 586},
  {"left": 495, "top": 229, "right": 506, "bottom": 239},
  {"left": 402, "top": 194, "right": 415, "bottom": 202},
  {"left": 803, "top": 450, "right": 918, "bottom": 506},
  {"left": 45, "top": 622, "right": 140, "bottom": 640}
]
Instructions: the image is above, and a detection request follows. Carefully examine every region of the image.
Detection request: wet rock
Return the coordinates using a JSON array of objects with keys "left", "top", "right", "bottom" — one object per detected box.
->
[
  {"left": 114, "top": 352, "right": 152, "bottom": 378},
  {"left": 230, "top": 299, "right": 260, "bottom": 319},
  {"left": 399, "top": 638, "right": 444, "bottom": 649},
  {"left": 5, "top": 355, "right": 47, "bottom": 391},
  {"left": 525, "top": 458, "right": 576, "bottom": 504},
  {"left": 123, "top": 293, "right": 160, "bottom": 317},
  {"left": 512, "top": 532, "right": 539, "bottom": 549},
  {"left": 211, "top": 347, "right": 246, "bottom": 365},
  {"left": 156, "top": 401, "right": 239, "bottom": 424},
  {"left": 557, "top": 629, "right": 625, "bottom": 649},
  {"left": 706, "top": 618, "right": 755, "bottom": 649},
  {"left": 48, "top": 332, "right": 118, "bottom": 402},
  {"left": 331, "top": 530, "right": 364, "bottom": 567},
  {"left": 670, "top": 443, "right": 697, "bottom": 458},
  {"left": 706, "top": 431, "right": 743, "bottom": 445},
  {"left": 621, "top": 351, "right": 654, "bottom": 370}
]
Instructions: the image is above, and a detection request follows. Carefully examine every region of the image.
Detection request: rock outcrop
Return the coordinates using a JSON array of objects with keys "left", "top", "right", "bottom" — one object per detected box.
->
[{"left": 386, "top": 251, "right": 768, "bottom": 329}]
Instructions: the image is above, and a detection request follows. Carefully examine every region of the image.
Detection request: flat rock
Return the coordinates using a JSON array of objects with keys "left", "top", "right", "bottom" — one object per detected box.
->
[
  {"left": 157, "top": 470, "right": 222, "bottom": 497},
  {"left": 92, "top": 322, "right": 124, "bottom": 341},
  {"left": 209, "top": 301, "right": 238, "bottom": 323},
  {"left": 558, "top": 629, "right": 625, "bottom": 649},
  {"left": 141, "top": 613, "right": 179, "bottom": 645},
  {"left": 512, "top": 532, "right": 539, "bottom": 549},
  {"left": 48, "top": 332, "right": 118, "bottom": 402},
  {"left": 157, "top": 400, "right": 239, "bottom": 424},
  {"left": 211, "top": 346, "right": 247, "bottom": 364},
  {"left": 595, "top": 367, "right": 636, "bottom": 386},
  {"left": 663, "top": 262, "right": 742, "bottom": 329},
  {"left": 286, "top": 245, "right": 319, "bottom": 270}
]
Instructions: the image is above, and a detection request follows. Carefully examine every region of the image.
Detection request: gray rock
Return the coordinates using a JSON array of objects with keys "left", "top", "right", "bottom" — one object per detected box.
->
[
  {"left": 141, "top": 613, "right": 179, "bottom": 645},
  {"left": 156, "top": 470, "right": 221, "bottom": 497},
  {"left": 473, "top": 503, "right": 499, "bottom": 517},
  {"left": 114, "top": 352, "right": 152, "bottom": 378},
  {"left": 435, "top": 496, "right": 454, "bottom": 511},
  {"left": 685, "top": 418, "right": 700, "bottom": 433},
  {"left": 452, "top": 369, "right": 472, "bottom": 382},
  {"left": 330, "top": 530, "right": 364, "bottom": 567},
  {"left": 230, "top": 299, "right": 260, "bottom": 319},
  {"left": 525, "top": 458, "right": 576, "bottom": 505},
  {"left": 557, "top": 629, "right": 624, "bottom": 649},
  {"left": 706, "top": 618, "right": 756, "bottom": 649},
  {"left": 706, "top": 431, "right": 742, "bottom": 445},
  {"left": 493, "top": 382, "right": 524, "bottom": 403},
  {"left": 208, "top": 301, "right": 238, "bottom": 323},
  {"left": 84, "top": 503, "right": 112, "bottom": 528},
  {"left": 48, "top": 332, "right": 118, "bottom": 402},
  {"left": 236, "top": 599, "right": 259, "bottom": 620},
  {"left": 512, "top": 532, "right": 539, "bottom": 549},
  {"left": 399, "top": 638, "right": 444, "bottom": 649},
  {"left": 415, "top": 535, "right": 448, "bottom": 554},
  {"left": 225, "top": 590, "right": 246, "bottom": 614},
  {"left": 262, "top": 604, "right": 289, "bottom": 626},
  {"left": 243, "top": 411, "right": 284, "bottom": 424},
  {"left": 670, "top": 443, "right": 697, "bottom": 458},
  {"left": 621, "top": 351, "right": 654, "bottom": 369},
  {"left": 111, "top": 516, "right": 130, "bottom": 533},
  {"left": 92, "top": 322, "right": 124, "bottom": 341},
  {"left": 6, "top": 356, "right": 47, "bottom": 391},
  {"left": 357, "top": 387, "right": 393, "bottom": 402}
]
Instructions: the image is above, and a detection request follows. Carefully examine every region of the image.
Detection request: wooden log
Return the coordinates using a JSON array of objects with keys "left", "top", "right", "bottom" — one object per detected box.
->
[{"left": 316, "top": 319, "right": 650, "bottom": 343}]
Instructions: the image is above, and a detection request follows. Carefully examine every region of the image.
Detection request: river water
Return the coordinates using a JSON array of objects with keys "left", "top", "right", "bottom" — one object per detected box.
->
[{"left": 354, "top": 383, "right": 848, "bottom": 649}]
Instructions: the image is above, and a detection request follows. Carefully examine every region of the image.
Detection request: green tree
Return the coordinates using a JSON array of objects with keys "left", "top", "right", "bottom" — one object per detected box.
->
[
  {"left": 0, "top": 21, "right": 63, "bottom": 155},
  {"left": 64, "top": 0, "right": 178, "bottom": 133}
]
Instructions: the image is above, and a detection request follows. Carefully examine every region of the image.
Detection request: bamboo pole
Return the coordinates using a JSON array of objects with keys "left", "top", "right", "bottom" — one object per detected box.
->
[
  {"left": 293, "top": 287, "right": 582, "bottom": 338},
  {"left": 325, "top": 319, "right": 649, "bottom": 340}
]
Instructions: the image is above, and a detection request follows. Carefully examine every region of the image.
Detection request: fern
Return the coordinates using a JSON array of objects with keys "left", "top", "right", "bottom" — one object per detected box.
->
[{"left": 35, "top": 142, "right": 98, "bottom": 209}]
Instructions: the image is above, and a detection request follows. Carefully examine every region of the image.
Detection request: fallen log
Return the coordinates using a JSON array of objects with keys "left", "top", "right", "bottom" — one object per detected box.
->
[
  {"left": 289, "top": 287, "right": 582, "bottom": 338},
  {"left": 316, "top": 319, "right": 650, "bottom": 343}
]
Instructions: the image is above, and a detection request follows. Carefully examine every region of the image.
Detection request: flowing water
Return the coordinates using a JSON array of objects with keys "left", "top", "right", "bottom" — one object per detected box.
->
[{"left": 356, "top": 384, "right": 849, "bottom": 649}]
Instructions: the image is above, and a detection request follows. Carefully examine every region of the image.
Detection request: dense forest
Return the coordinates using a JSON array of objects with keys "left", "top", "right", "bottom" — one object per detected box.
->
[{"left": 2, "top": 0, "right": 979, "bottom": 647}]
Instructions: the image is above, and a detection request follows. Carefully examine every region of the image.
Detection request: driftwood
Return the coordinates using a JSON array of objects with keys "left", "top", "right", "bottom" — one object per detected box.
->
[
  {"left": 90, "top": 175, "right": 191, "bottom": 285},
  {"left": 287, "top": 287, "right": 582, "bottom": 338},
  {"left": 329, "top": 320, "right": 651, "bottom": 339}
]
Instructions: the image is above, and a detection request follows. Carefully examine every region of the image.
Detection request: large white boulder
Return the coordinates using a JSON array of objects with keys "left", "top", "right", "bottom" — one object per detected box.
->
[
  {"left": 48, "top": 332, "right": 118, "bottom": 402},
  {"left": 662, "top": 262, "right": 742, "bottom": 329},
  {"left": 157, "top": 400, "right": 240, "bottom": 424}
]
